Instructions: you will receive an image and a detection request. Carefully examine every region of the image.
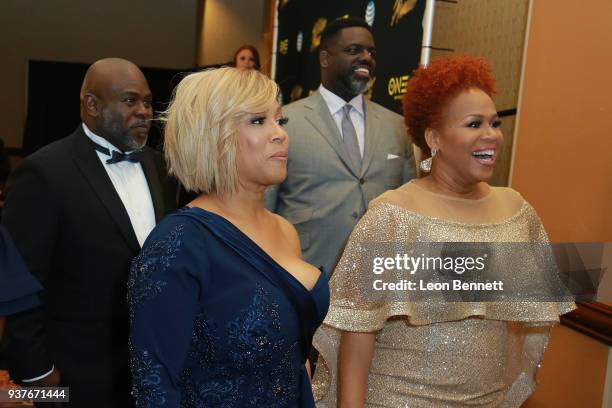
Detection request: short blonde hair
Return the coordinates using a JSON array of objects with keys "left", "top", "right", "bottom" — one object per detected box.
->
[{"left": 162, "top": 67, "right": 279, "bottom": 194}]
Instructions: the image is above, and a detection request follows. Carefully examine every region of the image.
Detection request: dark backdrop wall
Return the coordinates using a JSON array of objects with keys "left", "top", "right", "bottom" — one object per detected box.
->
[
  {"left": 275, "top": 0, "right": 426, "bottom": 113},
  {"left": 0, "top": 0, "right": 201, "bottom": 150},
  {"left": 22, "top": 61, "right": 202, "bottom": 155}
]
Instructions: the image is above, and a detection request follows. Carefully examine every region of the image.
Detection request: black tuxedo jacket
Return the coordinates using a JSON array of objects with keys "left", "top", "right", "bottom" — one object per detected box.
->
[{"left": 1, "top": 125, "right": 177, "bottom": 407}]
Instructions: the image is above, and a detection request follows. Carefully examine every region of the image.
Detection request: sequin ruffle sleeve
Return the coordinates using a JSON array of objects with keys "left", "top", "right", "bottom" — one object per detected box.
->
[
  {"left": 318, "top": 202, "right": 399, "bottom": 332},
  {"left": 320, "top": 200, "right": 574, "bottom": 332}
]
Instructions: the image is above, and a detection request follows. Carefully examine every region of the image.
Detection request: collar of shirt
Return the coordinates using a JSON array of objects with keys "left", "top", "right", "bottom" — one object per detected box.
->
[
  {"left": 318, "top": 84, "right": 364, "bottom": 117},
  {"left": 81, "top": 123, "right": 155, "bottom": 247},
  {"left": 82, "top": 123, "right": 136, "bottom": 156}
]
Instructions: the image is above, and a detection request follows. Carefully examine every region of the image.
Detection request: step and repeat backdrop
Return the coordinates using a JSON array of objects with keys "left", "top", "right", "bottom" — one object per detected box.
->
[{"left": 275, "top": 0, "right": 426, "bottom": 113}]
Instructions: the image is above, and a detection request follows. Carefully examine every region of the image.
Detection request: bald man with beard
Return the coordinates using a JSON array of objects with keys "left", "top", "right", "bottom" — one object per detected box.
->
[{"left": 2, "top": 58, "right": 177, "bottom": 407}]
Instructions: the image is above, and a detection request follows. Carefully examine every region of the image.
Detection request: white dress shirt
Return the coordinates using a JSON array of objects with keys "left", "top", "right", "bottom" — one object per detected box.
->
[
  {"left": 82, "top": 123, "right": 156, "bottom": 247},
  {"left": 318, "top": 84, "right": 365, "bottom": 158},
  {"left": 23, "top": 125, "right": 157, "bottom": 382}
]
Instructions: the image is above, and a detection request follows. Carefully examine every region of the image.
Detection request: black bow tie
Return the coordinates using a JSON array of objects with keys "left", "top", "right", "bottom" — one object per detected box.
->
[{"left": 93, "top": 143, "right": 144, "bottom": 164}]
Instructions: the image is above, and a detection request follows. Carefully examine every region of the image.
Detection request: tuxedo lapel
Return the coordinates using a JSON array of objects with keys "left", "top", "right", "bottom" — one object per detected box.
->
[
  {"left": 303, "top": 93, "right": 360, "bottom": 177},
  {"left": 360, "top": 99, "right": 382, "bottom": 177},
  {"left": 71, "top": 127, "right": 140, "bottom": 253},
  {"left": 140, "top": 151, "right": 165, "bottom": 223}
]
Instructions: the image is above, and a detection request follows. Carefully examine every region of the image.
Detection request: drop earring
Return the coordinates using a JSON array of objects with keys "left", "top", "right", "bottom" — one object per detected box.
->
[{"left": 419, "top": 147, "right": 437, "bottom": 172}]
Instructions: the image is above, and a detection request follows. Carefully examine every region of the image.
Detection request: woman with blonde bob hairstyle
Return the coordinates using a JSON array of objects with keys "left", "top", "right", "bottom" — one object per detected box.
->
[{"left": 128, "top": 67, "right": 329, "bottom": 407}]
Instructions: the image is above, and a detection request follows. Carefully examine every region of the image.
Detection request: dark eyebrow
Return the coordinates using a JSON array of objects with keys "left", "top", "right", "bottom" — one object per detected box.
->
[
  {"left": 345, "top": 43, "right": 375, "bottom": 48},
  {"left": 463, "top": 113, "right": 499, "bottom": 120},
  {"left": 121, "top": 91, "right": 152, "bottom": 99}
]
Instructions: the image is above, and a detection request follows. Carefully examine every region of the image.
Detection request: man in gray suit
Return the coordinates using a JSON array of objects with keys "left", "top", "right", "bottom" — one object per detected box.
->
[{"left": 266, "top": 17, "right": 415, "bottom": 276}]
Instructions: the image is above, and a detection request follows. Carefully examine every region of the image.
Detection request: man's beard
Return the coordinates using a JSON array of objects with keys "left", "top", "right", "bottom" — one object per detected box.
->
[
  {"left": 340, "top": 72, "right": 372, "bottom": 97},
  {"left": 99, "top": 110, "right": 145, "bottom": 151}
]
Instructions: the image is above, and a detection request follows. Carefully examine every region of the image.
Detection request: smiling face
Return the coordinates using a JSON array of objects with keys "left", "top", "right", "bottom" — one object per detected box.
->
[
  {"left": 235, "top": 48, "right": 257, "bottom": 70},
  {"left": 429, "top": 88, "right": 503, "bottom": 185},
  {"left": 235, "top": 102, "right": 289, "bottom": 189},
  {"left": 320, "top": 26, "right": 376, "bottom": 101}
]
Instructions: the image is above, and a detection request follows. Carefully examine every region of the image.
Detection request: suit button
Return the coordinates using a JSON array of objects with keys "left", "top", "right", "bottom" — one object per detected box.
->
[
  {"left": 352, "top": 212, "right": 359, "bottom": 219},
  {"left": 359, "top": 178, "right": 365, "bottom": 185}
]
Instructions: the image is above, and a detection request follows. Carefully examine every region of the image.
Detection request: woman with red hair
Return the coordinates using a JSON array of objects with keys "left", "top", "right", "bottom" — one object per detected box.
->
[
  {"left": 312, "top": 56, "right": 574, "bottom": 407},
  {"left": 232, "top": 44, "right": 261, "bottom": 71}
]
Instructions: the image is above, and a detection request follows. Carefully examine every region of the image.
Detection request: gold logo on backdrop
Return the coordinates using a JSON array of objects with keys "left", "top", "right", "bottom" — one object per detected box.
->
[
  {"left": 310, "top": 18, "right": 328, "bottom": 52},
  {"left": 281, "top": 0, "right": 289, "bottom": 8},
  {"left": 388, "top": 75, "right": 409, "bottom": 100},
  {"left": 364, "top": 78, "right": 376, "bottom": 100},
  {"left": 290, "top": 85, "right": 303, "bottom": 102},
  {"left": 279, "top": 39, "right": 289, "bottom": 55},
  {"left": 391, "top": 0, "right": 417, "bottom": 26}
]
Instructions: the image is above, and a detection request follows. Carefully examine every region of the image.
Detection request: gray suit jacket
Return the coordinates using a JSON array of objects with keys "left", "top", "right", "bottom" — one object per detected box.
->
[{"left": 266, "top": 91, "right": 416, "bottom": 275}]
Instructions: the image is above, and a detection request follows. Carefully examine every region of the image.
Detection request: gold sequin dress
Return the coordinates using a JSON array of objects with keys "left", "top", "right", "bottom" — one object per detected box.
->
[{"left": 312, "top": 181, "right": 575, "bottom": 407}]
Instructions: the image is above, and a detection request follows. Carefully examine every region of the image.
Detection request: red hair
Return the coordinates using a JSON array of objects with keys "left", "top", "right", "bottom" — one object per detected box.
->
[
  {"left": 402, "top": 55, "right": 497, "bottom": 156},
  {"left": 232, "top": 45, "right": 261, "bottom": 71}
]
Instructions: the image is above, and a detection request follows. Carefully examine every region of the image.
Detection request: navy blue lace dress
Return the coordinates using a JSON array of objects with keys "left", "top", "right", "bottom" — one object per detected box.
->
[
  {"left": 0, "top": 225, "right": 41, "bottom": 316},
  {"left": 128, "top": 207, "right": 329, "bottom": 407}
]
